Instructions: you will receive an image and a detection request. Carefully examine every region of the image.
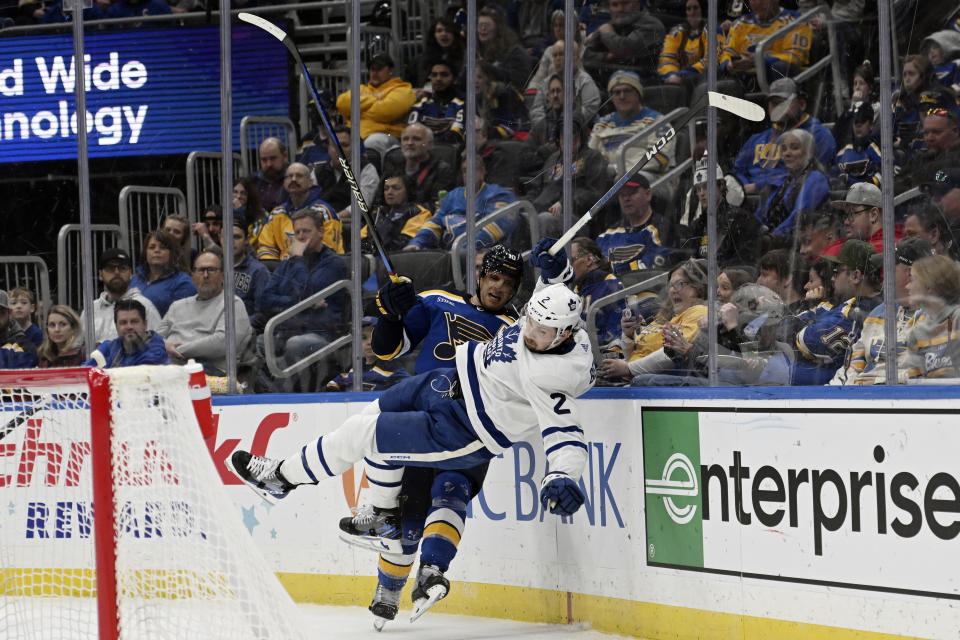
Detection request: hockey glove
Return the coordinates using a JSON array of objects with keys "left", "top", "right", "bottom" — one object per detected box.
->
[
  {"left": 539, "top": 473, "right": 584, "bottom": 516},
  {"left": 376, "top": 276, "right": 417, "bottom": 320},
  {"left": 529, "top": 237, "right": 569, "bottom": 281}
]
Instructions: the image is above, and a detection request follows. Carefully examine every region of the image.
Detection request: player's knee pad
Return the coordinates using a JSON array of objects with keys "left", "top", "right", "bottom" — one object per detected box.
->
[
  {"left": 429, "top": 471, "right": 472, "bottom": 514},
  {"left": 420, "top": 472, "right": 472, "bottom": 572}
]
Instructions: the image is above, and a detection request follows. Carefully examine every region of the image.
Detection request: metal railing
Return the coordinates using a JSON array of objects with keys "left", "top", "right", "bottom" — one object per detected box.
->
[
  {"left": 0, "top": 256, "right": 51, "bottom": 321},
  {"left": 56, "top": 224, "right": 121, "bottom": 311},
  {"left": 262, "top": 279, "right": 354, "bottom": 378},
  {"left": 584, "top": 272, "right": 669, "bottom": 366},
  {"left": 450, "top": 200, "right": 541, "bottom": 290},
  {"left": 185, "top": 151, "right": 243, "bottom": 226},
  {"left": 894, "top": 187, "right": 923, "bottom": 207},
  {"left": 616, "top": 107, "right": 689, "bottom": 175},
  {"left": 117, "top": 186, "right": 188, "bottom": 263}
]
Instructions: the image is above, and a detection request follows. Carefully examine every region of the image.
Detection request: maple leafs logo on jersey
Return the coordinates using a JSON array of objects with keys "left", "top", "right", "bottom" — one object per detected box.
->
[{"left": 483, "top": 324, "right": 520, "bottom": 367}]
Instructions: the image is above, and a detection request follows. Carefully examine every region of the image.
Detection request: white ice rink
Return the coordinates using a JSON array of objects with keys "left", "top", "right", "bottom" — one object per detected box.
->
[{"left": 299, "top": 603, "right": 630, "bottom": 639}]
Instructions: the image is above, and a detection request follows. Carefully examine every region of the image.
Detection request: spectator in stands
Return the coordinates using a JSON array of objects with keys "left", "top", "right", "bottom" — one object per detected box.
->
[
  {"left": 756, "top": 248, "right": 808, "bottom": 315},
  {"left": 37, "top": 304, "right": 85, "bottom": 368},
  {"left": 224, "top": 220, "right": 270, "bottom": 318},
  {"left": 528, "top": 40, "right": 601, "bottom": 130},
  {"left": 755, "top": 128, "right": 830, "bottom": 240},
  {"left": 233, "top": 176, "right": 269, "bottom": 255},
  {"left": 408, "top": 60, "right": 464, "bottom": 137},
  {"left": 925, "top": 168, "right": 960, "bottom": 256},
  {"left": 83, "top": 248, "right": 162, "bottom": 345},
  {"left": 191, "top": 205, "right": 224, "bottom": 252},
  {"left": 600, "top": 259, "right": 708, "bottom": 382},
  {"left": 802, "top": 257, "right": 836, "bottom": 310},
  {"left": 570, "top": 237, "right": 625, "bottom": 348},
  {"left": 833, "top": 61, "right": 880, "bottom": 150},
  {"left": 831, "top": 237, "right": 933, "bottom": 385},
  {"left": 130, "top": 230, "right": 197, "bottom": 317},
  {"left": 682, "top": 157, "right": 761, "bottom": 267},
  {"left": 904, "top": 254, "right": 960, "bottom": 379},
  {"left": 658, "top": 0, "right": 720, "bottom": 88},
  {"left": 582, "top": 0, "right": 665, "bottom": 85},
  {"left": 404, "top": 154, "right": 518, "bottom": 251},
  {"left": 589, "top": 70, "right": 675, "bottom": 177},
  {"left": 445, "top": 62, "right": 530, "bottom": 144},
  {"left": 835, "top": 101, "right": 882, "bottom": 187},
  {"left": 253, "top": 137, "right": 290, "bottom": 212},
  {"left": 336, "top": 53, "right": 416, "bottom": 156},
  {"left": 106, "top": 0, "right": 170, "bottom": 18},
  {"left": 160, "top": 214, "right": 193, "bottom": 266},
  {"left": 528, "top": 115, "right": 608, "bottom": 237},
  {"left": 903, "top": 204, "right": 953, "bottom": 259},
  {"left": 40, "top": 1, "right": 104, "bottom": 23},
  {"left": 381, "top": 123, "right": 457, "bottom": 210},
  {"left": 718, "top": 267, "right": 753, "bottom": 304},
  {"left": 256, "top": 208, "right": 348, "bottom": 391},
  {"left": 0, "top": 290, "right": 37, "bottom": 368},
  {"left": 159, "top": 248, "right": 253, "bottom": 376},
  {"left": 509, "top": 0, "right": 556, "bottom": 56},
  {"left": 524, "top": 75, "right": 568, "bottom": 165},
  {"left": 832, "top": 182, "right": 902, "bottom": 253},
  {"left": 477, "top": 6, "right": 535, "bottom": 91},
  {"left": 897, "top": 110, "right": 960, "bottom": 193},
  {"left": 312, "top": 125, "right": 380, "bottom": 221},
  {"left": 923, "top": 30, "right": 960, "bottom": 95},
  {"left": 734, "top": 78, "right": 836, "bottom": 196},
  {"left": 797, "top": 209, "right": 844, "bottom": 263},
  {"left": 719, "top": 0, "right": 811, "bottom": 90},
  {"left": 893, "top": 54, "right": 957, "bottom": 161},
  {"left": 763, "top": 240, "right": 882, "bottom": 385},
  {"left": 83, "top": 299, "right": 169, "bottom": 368},
  {"left": 362, "top": 173, "right": 432, "bottom": 253},
  {"left": 8, "top": 287, "right": 41, "bottom": 348},
  {"left": 412, "top": 16, "right": 465, "bottom": 89},
  {"left": 527, "top": 9, "right": 583, "bottom": 91},
  {"left": 257, "top": 162, "right": 342, "bottom": 266},
  {"left": 596, "top": 174, "right": 672, "bottom": 273},
  {"left": 325, "top": 316, "right": 410, "bottom": 391}
]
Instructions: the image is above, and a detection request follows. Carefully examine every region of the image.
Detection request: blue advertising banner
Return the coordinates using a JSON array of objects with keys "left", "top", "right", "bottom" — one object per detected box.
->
[{"left": 0, "top": 22, "right": 289, "bottom": 162}]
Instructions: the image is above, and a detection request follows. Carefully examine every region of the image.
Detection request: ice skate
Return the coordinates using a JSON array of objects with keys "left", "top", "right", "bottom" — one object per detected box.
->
[
  {"left": 338, "top": 504, "right": 402, "bottom": 540},
  {"left": 409, "top": 563, "right": 449, "bottom": 623},
  {"left": 369, "top": 583, "right": 402, "bottom": 632},
  {"left": 230, "top": 450, "right": 296, "bottom": 502},
  {"left": 337, "top": 530, "right": 404, "bottom": 554}
]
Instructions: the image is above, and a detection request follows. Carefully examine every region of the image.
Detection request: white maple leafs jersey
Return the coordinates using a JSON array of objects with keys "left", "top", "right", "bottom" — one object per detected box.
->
[{"left": 455, "top": 318, "right": 596, "bottom": 481}]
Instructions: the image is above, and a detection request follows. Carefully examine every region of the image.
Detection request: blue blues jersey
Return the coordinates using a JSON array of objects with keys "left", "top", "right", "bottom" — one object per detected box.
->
[
  {"left": 372, "top": 288, "right": 517, "bottom": 373},
  {"left": 733, "top": 115, "right": 837, "bottom": 191},
  {"left": 596, "top": 219, "right": 671, "bottom": 273},
  {"left": 407, "top": 183, "right": 518, "bottom": 250},
  {"left": 788, "top": 296, "right": 880, "bottom": 385},
  {"left": 574, "top": 269, "right": 625, "bottom": 345},
  {"left": 835, "top": 139, "right": 882, "bottom": 187},
  {"left": 326, "top": 362, "right": 411, "bottom": 391}
]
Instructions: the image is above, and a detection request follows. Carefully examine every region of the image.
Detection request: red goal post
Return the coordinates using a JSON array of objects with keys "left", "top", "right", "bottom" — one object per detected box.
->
[{"left": 0, "top": 365, "right": 306, "bottom": 640}]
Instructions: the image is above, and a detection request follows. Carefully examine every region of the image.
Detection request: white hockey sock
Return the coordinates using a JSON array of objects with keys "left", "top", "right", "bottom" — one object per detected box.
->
[
  {"left": 361, "top": 457, "right": 404, "bottom": 509},
  {"left": 279, "top": 403, "right": 380, "bottom": 485}
]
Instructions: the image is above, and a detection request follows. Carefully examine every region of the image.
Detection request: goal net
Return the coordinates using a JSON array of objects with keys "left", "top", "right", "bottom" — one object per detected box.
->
[{"left": 0, "top": 365, "right": 307, "bottom": 640}]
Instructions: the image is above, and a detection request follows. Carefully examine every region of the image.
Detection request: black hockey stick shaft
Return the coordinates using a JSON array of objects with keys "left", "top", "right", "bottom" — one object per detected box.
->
[
  {"left": 0, "top": 397, "right": 45, "bottom": 442},
  {"left": 238, "top": 12, "right": 397, "bottom": 279},
  {"left": 548, "top": 91, "right": 764, "bottom": 255}
]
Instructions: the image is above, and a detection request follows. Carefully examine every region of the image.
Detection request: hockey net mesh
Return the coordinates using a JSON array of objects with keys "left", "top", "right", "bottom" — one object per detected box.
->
[{"left": 0, "top": 366, "right": 306, "bottom": 639}]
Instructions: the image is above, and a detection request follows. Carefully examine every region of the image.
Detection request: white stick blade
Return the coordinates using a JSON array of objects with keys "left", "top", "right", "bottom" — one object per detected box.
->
[
  {"left": 238, "top": 12, "right": 288, "bottom": 42},
  {"left": 706, "top": 91, "right": 766, "bottom": 121}
]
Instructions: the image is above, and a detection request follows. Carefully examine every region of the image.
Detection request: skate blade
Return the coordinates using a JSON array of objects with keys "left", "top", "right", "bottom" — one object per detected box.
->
[
  {"left": 409, "top": 585, "right": 447, "bottom": 623},
  {"left": 228, "top": 455, "right": 285, "bottom": 505},
  {"left": 337, "top": 531, "right": 404, "bottom": 554},
  {"left": 373, "top": 616, "right": 389, "bottom": 632}
]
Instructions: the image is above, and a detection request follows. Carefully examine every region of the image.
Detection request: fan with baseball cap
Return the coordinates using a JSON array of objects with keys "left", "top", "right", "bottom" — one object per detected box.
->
[{"left": 830, "top": 182, "right": 900, "bottom": 252}]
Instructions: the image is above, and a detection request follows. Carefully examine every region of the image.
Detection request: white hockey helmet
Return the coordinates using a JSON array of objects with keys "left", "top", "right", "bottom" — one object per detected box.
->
[{"left": 524, "top": 283, "right": 582, "bottom": 349}]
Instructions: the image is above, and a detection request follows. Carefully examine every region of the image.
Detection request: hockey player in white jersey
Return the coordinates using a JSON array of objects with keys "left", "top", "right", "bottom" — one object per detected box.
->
[{"left": 232, "top": 263, "right": 596, "bottom": 606}]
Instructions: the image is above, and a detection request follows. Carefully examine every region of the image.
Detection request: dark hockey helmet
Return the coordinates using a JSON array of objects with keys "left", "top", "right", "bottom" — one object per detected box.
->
[{"left": 478, "top": 244, "right": 524, "bottom": 286}]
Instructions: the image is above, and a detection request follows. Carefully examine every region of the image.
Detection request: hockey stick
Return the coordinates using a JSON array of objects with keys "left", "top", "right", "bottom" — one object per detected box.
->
[
  {"left": 547, "top": 91, "right": 765, "bottom": 256},
  {"left": 238, "top": 12, "right": 398, "bottom": 279},
  {"left": 0, "top": 395, "right": 49, "bottom": 442}
]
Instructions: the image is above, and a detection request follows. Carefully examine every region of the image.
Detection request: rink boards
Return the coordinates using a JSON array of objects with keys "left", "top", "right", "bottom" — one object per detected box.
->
[{"left": 211, "top": 387, "right": 960, "bottom": 640}]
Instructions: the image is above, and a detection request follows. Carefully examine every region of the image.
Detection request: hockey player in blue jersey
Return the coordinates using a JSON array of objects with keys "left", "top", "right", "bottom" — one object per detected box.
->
[
  {"left": 231, "top": 267, "right": 594, "bottom": 620},
  {"left": 359, "top": 245, "right": 524, "bottom": 627}
]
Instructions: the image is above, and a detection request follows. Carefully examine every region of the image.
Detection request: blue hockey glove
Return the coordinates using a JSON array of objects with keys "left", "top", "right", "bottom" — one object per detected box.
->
[
  {"left": 529, "top": 237, "right": 568, "bottom": 281},
  {"left": 376, "top": 276, "right": 417, "bottom": 320},
  {"left": 539, "top": 473, "right": 584, "bottom": 516}
]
